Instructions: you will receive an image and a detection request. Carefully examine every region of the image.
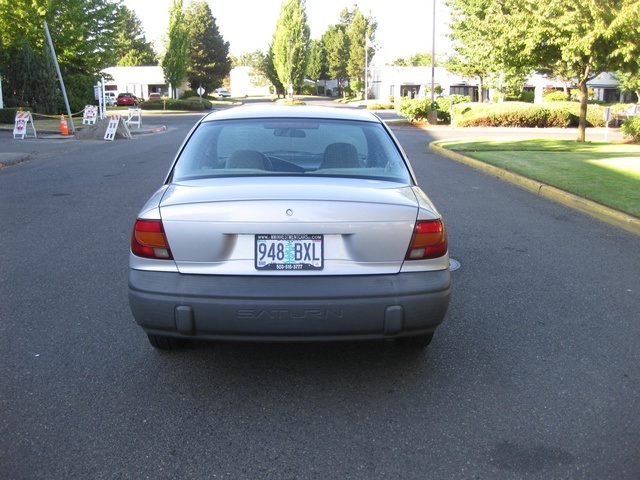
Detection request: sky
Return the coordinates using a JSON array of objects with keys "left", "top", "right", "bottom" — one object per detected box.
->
[{"left": 122, "top": 0, "right": 452, "bottom": 66}]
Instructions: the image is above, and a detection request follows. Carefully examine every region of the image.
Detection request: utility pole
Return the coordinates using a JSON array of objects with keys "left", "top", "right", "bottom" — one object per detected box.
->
[
  {"left": 0, "top": 67, "right": 4, "bottom": 109},
  {"left": 44, "top": 21, "right": 75, "bottom": 133},
  {"left": 428, "top": 0, "right": 438, "bottom": 124}
]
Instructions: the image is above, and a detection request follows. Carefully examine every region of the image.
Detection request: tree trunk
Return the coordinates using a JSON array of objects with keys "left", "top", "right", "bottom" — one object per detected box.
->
[{"left": 577, "top": 82, "right": 588, "bottom": 142}]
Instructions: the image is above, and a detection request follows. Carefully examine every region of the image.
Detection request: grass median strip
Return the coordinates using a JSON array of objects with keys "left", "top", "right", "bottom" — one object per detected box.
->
[{"left": 433, "top": 139, "right": 640, "bottom": 218}]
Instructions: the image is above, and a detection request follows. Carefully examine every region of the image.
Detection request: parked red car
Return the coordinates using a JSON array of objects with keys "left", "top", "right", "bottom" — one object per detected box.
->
[{"left": 117, "top": 93, "right": 140, "bottom": 107}]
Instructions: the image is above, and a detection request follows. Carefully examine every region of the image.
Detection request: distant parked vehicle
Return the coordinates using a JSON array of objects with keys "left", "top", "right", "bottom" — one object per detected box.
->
[
  {"left": 147, "top": 93, "right": 163, "bottom": 101},
  {"left": 117, "top": 93, "right": 140, "bottom": 107},
  {"left": 214, "top": 88, "right": 231, "bottom": 98},
  {"left": 616, "top": 104, "right": 640, "bottom": 126},
  {"left": 105, "top": 92, "right": 117, "bottom": 106}
]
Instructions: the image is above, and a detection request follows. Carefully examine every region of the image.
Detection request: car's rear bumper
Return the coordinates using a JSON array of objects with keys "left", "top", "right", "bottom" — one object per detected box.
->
[{"left": 128, "top": 269, "right": 451, "bottom": 342}]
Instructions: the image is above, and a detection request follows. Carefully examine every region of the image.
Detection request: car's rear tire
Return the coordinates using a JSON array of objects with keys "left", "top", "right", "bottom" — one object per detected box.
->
[
  {"left": 147, "top": 333, "right": 187, "bottom": 350},
  {"left": 394, "top": 333, "right": 434, "bottom": 349}
]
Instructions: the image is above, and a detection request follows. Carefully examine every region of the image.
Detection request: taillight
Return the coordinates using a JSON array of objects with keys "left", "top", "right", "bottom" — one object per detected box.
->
[
  {"left": 405, "top": 219, "right": 448, "bottom": 260},
  {"left": 131, "top": 219, "right": 173, "bottom": 260}
]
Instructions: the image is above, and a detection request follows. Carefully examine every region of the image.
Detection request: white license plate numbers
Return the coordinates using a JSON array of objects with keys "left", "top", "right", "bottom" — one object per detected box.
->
[{"left": 255, "top": 234, "right": 323, "bottom": 270}]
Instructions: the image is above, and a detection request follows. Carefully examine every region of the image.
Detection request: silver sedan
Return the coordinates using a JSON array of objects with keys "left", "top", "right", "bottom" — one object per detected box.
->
[{"left": 129, "top": 105, "right": 450, "bottom": 349}]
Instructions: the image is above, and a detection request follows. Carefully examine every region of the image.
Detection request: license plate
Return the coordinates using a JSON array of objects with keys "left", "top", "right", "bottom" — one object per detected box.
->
[{"left": 255, "top": 234, "right": 323, "bottom": 270}]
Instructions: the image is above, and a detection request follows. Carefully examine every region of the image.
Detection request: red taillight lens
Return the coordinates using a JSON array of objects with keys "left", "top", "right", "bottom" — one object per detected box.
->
[
  {"left": 131, "top": 219, "right": 173, "bottom": 260},
  {"left": 405, "top": 219, "right": 448, "bottom": 260}
]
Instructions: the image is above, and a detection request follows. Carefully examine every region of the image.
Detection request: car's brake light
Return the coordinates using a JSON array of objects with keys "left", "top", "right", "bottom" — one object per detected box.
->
[
  {"left": 405, "top": 219, "right": 448, "bottom": 260},
  {"left": 131, "top": 219, "right": 173, "bottom": 260}
]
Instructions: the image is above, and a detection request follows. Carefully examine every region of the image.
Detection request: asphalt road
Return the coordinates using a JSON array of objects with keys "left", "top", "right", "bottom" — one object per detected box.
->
[{"left": 1, "top": 109, "right": 639, "bottom": 479}]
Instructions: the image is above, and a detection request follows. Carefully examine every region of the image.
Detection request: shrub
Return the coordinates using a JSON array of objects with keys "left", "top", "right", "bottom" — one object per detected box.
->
[
  {"left": 366, "top": 103, "right": 394, "bottom": 110},
  {"left": 435, "top": 94, "right": 470, "bottom": 123},
  {"left": 140, "top": 98, "right": 208, "bottom": 111},
  {"left": 450, "top": 101, "right": 606, "bottom": 128},
  {"left": 621, "top": 115, "right": 640, "bottom": 143},
  {"left": 140, "top": 99, "right": 165, "bottom": 110},
  {"left": 169, "top": 100, "right": 205, "bottom": 111},
  {"left": 520, "top": 90, "right": 535, "bottom": 103},
  {"left": 398, "top": 97, "right": 432, "bottom": 122},
  {"left": 184, "top": 96, "right": 213, "bottom": 110},
  {"left": 544, "top": 90, "right": 569, "bottom": 102},
  {"left": 0, "top": 107, "right": 32, "bottom": 124},
  {"left": 301, "top": 85, "right": 315, "bottom": 95},
  {"left": 181, "top": 89, "right": 198, "bottom": 99}
]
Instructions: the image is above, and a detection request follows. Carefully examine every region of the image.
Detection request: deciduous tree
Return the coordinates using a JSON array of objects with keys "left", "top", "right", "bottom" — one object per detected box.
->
[
  {"left": 162, "top": 0, "right": 189, "bottom": 98},
  {"left": 322, "top": 24, "right": 348, "bottom": 95},
  {"left": 306, "top": 39, "right": 328, "bottom": 94},
  {"left": 270, "top": 0, "right": 310, "bottom": 94}
]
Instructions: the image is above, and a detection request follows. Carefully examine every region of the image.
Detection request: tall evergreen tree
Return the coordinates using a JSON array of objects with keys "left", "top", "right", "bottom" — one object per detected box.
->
[
  {"left": 184, "top": 0, "right": 231, "bottom": 93},
  {"left": 270, "top": 0, "right": 310, "bottom": 94},
  {"left": 162, "top": 0, "right": 189, "bottom": 98},
  {"left": 114, "top": 6, "right": 157, "bottom": 66}
]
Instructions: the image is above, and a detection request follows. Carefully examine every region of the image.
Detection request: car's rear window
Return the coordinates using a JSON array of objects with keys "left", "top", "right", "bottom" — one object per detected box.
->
[{"left": 170, "top": 118, "right": 412, "bottom": 183}]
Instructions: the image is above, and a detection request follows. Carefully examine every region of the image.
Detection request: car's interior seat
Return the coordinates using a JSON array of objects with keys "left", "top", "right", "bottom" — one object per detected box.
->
[
  {"left": 225, "top": 150, "right": 272, "bottom": 170},
  {"left": 320, "top": 142, "right": 360, "bottom": 169}
]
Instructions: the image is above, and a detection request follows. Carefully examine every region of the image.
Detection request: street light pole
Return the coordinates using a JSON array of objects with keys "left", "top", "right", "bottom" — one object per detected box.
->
[
  {"left": 365, "top": 39, "right": 368, "bottom": 101},
  {"left": 0, "top": 67, "right": 4, "bottom": 109},
  {"left": 44, "top": 21, "right": 75, "bottom": 133},
  {"left": 429, "top": 0, "right": 438, "bottom": 124},
  {"left": 431, "top": 0, "right": 436, "bottom": 107},
  {"left": 288, "top": 37, "right": 293, "bottom": 99}
]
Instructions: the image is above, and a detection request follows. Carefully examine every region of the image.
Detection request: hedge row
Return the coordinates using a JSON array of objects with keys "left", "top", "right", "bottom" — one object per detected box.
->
[
  {"left": 398, "top": 95, "right": 470, "bottom": 123},
  {"left": 451, "top": 101, "right": 608, "bottom": 128},
  {"left": 0, "top": 107, "right": 32, "bottom": 124},
  {"left": 140, "top": 98, "right": 212, "bottom": 111}
]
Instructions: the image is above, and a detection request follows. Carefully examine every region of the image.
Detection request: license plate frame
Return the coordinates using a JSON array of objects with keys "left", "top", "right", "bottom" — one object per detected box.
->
[{"left": 255, "top": 234, "right": 323, "bottom": 271}]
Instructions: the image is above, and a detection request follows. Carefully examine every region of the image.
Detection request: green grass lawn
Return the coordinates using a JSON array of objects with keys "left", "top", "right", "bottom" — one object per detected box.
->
[{"left": 433, "top": 139, "right": 640, "bottom": 218}]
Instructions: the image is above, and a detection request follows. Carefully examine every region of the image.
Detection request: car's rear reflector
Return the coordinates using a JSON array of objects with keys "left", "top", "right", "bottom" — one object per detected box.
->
[
  {"left": 131, "top": 219, "right": 173, "bottom": 260},
  {"left": 405, "top": 219, "right": 448, "bottom": 260}
]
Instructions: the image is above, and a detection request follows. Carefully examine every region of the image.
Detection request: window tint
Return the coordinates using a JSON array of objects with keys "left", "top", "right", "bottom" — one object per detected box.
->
[{"left": 171, "top": 118, "right": 411, "bottom": 183}]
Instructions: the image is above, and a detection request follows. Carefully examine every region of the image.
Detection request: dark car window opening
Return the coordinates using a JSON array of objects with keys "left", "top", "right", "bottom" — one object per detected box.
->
[{"left": 170, "top": 118, "right": 412, "bottom": 184}]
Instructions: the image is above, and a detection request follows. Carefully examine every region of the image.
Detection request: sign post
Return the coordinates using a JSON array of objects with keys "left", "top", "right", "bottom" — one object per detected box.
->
[
  {"left": 197, "top": 86, "right": 205, "bottom": 103},
  {"left": 604, "top": 107, "right": 612, "bottom": 142}
]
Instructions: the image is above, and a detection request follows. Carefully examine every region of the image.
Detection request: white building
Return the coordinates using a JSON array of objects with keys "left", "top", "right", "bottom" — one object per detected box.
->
[
  {"left": 101, "top": 66, "right": 182, "bottom": 99},
  {"left": 229, "top": 66, "right": 339, "bottom": 97},
  {"left": 368, "top": 66, "right": 628, "bottom": 104}
]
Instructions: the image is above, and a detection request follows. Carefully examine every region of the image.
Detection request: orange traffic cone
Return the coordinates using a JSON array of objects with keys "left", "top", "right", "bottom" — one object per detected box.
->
[{"left": 59, "top": 115, "right": 69, "bottom": 135}]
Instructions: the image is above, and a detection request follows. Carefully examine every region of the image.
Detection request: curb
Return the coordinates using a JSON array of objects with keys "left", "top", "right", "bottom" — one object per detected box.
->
[
  {"left": 429, "top": 143, "right": 640, "bottom": 236},
  {"left": 0, "top": 153, "right": 30, "bottom": 168}
]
